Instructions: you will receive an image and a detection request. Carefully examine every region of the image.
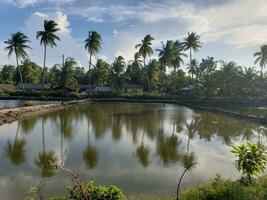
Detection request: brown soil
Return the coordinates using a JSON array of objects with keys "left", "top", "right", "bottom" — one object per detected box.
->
[{"left": 0, "top": 100, "right": 88, "bottom": 126}]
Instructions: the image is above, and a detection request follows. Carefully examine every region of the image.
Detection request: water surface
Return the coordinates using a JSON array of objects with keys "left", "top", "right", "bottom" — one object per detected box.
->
[{"left": 0, "top": 102, "right": 266, "bottom": 199}]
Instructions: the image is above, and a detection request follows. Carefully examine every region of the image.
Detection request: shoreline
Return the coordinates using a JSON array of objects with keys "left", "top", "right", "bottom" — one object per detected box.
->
[
  {"left": 0, "top": 100, "right": 88, "bottom": 126},
  {"left": 0, "top": 97, "right": 266, "bottom": 126},
  {"left": 89, "top": 98, "right": 267, "bottom": 125}
]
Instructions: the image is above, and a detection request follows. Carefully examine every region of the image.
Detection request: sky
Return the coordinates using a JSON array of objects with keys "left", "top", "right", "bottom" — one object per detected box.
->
[{"left": 0, "top": 0, "right": 266, "bottom": 70}]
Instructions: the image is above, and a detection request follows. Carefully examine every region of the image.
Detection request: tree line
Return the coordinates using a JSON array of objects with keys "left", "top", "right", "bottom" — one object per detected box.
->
[{"left": 2, "top": 19, "right": 267, "bottom": 97}]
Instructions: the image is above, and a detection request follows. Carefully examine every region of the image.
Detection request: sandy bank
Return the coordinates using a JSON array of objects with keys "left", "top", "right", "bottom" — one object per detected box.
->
[{"left": 0, "top": 100, "right": 88, "bottom": 126}]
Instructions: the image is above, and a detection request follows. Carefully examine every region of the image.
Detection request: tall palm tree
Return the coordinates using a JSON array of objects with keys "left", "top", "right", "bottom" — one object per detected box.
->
[
  {"left": 36, "top": 20, "right": 61, "bottom": 87},
  {"left": 135, "top": 35, "right": 154, "bottom": 92},
  {"left": 172, "top": 40, "right": 187, "bottom": 72},
  {"left": 187, "top": 59, "right": 198, "bottom": 79},
  {"left": 254, "top": 45, "right": 267, "bottom": 77},
  {"left": 4, "top": 32, "right": 31, "bottom": 87},
  {"left": 84, "top": 31, "right": 102, "bottom": 85},
  {"left": 129, "top": 52, "right": 142, "bottom": 67},
  {"left": 183, "top": 32, "right": 201, "bottom": 79},
  {"left": 157, "top": 40, "right": 187, "bottom": 72}
]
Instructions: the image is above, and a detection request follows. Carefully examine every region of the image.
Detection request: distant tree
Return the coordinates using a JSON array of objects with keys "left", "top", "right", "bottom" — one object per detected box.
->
[
  {"left": 187, "top": 59, "right": 199, "bottom": 79},
  {"left": 136, "top": 35, "right": 154, "bottom": 92},
  {"left": 197, "top": 57, "right": 217, "bottom": 97},
  {"left": 4, "top": 32, "right": 31, "bottom": 87},
  {"left": 48, "top": 65, "right": 61, "bottom": 87},
  {"left": 157, "top": 40, "right": 186, "bottom": 72},
  {"left": 73, "top": 67, "right": 87, "bottom": 85},
  {"left": 254, "top": 45, "right": 267, "bottom": 77},
  {"left": 111, "top": 56, "right": 125, "bottom": 94},
  {"left": 1, "top": 65, "right": 16, "bottom": 84},
  {"left": 20, "top": 59, "right": 41, "bottom": 83},
  {"left": 147, "top": 59, "right": 160, "bottom": 91},
  {"left": 84, "top": 31, "right": 102, "bottom": 84},
  {"left": 60, "top": 57, "right": 77, "bottom": 93},
  {"left": 172, "top": 41, "right": 187, "bottom": 72},
  {"left": 126, "top": 53, "right": 143, "bottom": 84},
  {"left": 218, "top": 61, "right": 240, "bottom": 96},
  {"left": 91, "top": 59, "right": 110, "bottom": 86},
  {"left": 36, "top": 20, "right": 60, "bottom": 87},
  {"left": 240, "top": 67, "right": 257, "bottom": 96},
  {"left": 183, "top": 32, "right": 201, "bottom": 79}
]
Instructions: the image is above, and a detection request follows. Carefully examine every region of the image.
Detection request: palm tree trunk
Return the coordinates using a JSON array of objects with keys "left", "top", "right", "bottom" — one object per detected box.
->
[
  {"left": 15, "top": 54, "right": 24, "bottom": 89},
  {"left": 261, "top": 66, "right": 263, "bottom": 78},
  {"left": 42, "top": 45, "right": 47, "bottom": 89},
  {"left": 14, "top": 121, "right": 20, "bottom": 147},
  {"left": 144, "top": 57, "right": 151, "bottom": 93},
  {"left": 176, "top": 163, "right": 197, "bottom": 200},
  {"left": 190, "top": 48, "right": 193, "bottom": 79},
  {"left": 42, "top": 118, "right": 45, "bottom": 153},
  {"left": 88, "top": 53, "right": 92, "bottom": 85}
]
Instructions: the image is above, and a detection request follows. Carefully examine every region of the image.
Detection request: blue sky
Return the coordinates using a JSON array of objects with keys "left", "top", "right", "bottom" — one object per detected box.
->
[{"left": 0, "top": 0, "right": 266, "bottom": 71}]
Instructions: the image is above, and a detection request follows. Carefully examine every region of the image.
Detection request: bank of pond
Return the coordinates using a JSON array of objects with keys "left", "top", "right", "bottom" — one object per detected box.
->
[{"left": 0, "top": 102, "right": 266, "bottom": 199}]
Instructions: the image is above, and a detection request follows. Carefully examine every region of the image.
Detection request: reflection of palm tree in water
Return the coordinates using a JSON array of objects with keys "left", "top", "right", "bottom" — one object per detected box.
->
[
  {"left": 136, "top": 130, "right": 150, "bottom": 168},
  {"left": 83, "top": 120, "right": 98, "bottom": 169},
  {"left": 185, "top": 119, "right": 197, "bottom": 156},
  {"left": 5, "top": 121, "right": 26, "bottom": 166},
  {"left": 35, "top": 117, "right": 56, "bottom": 177}
]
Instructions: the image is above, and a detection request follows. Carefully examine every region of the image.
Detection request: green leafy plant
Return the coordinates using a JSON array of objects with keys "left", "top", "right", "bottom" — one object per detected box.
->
[
  {"left": 68, "top": 181, "right": 125, "bottom": 200},
  {"left": 231, "top": 143, "right": 267, "bottom": 184}
]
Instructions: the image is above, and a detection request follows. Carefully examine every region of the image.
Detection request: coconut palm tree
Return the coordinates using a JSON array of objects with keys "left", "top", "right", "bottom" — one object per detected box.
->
[
  {"left": 172, "top": 41, "right": 187, "bottom": 72},
  {"left": 157, "top": 40, "right": 187, "bottom": 73},
  {"left": 156, "top": 40, "right": 175, "bottom": 68},
  {"left": 253, "top": 45, "right": 267, "bottom": 77},
  {"left": 4, "top": 32, "right": 31, "bottom": 87},
  {"left": 129, "top": 52, "right": 142, "bottom": 67},
  {"left": 84, "top": 31, "right": 102, "bottom": 85},
  {"left": 183, "top": 32, "right": 201, "bottom": 79},
  {"left": 36, "top": 20, "right": 61, "bottom": 87},
  {"left": 187, "top": 59, "right": 198, "bottom": 79},
  {"left": 135, "top": 35, "right": 154, "bottom": 92}
]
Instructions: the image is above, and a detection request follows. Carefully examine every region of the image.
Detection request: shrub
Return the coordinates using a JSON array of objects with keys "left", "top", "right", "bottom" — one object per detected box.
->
[
  {"left": 179, "top": 176, "right": 247, "bottom": 200},
  {"left": 231, "top": 143, "right": 267, "bottom": 184},
  {"left": 68, "top": 181, "right": 125, "bottom": 200}
]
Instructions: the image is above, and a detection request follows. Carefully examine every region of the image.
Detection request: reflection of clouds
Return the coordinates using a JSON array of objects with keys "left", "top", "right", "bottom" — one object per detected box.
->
[
  {"left": 0, "top": 103, "right": 266, "bottom": 197},
  {"left": 0, "top": 172, "right": 69, "bottom": 199}
]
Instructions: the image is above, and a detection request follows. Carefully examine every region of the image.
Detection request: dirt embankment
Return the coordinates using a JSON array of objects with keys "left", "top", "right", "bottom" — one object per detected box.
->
[{"left": 0, "top": 100, "right": 88, "bottom": 126}]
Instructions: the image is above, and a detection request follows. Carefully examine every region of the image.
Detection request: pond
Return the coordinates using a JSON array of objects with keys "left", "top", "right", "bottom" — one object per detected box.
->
[{"left": 0, "top": 102, "right": 266, "bottom": 199}]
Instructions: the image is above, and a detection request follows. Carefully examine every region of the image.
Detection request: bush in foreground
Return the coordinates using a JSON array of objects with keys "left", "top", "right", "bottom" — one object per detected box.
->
[
  {"left": 179, "top": 175, "right": 267, "bottom": 200},
  {"left": 68, "top": 182, "right": 125, "bottom": 200}
]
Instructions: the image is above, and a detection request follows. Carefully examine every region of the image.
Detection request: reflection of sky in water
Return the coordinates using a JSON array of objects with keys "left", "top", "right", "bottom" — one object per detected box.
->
[{"left": 0, "top": 102, "right": 266, "bottom": 199}]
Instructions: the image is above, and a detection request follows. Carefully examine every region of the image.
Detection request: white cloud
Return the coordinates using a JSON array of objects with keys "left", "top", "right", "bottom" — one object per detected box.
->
[
  {"left": 0, "top": 0, "right": 75, "bottom": 8},
  {"left": 23, "top": 11, "right": 88, "bottom": 68},
  {"left": 68, "top": 0, "right": 267, "bottom": 48},
  {"left": 0, "top": 40, "right": 13, "bottom": 66}
]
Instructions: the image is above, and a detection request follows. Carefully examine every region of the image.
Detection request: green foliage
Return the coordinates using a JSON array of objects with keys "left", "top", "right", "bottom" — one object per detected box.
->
[
  {"left": 179, "top": 176, "right": 247, "bottom": 200},
  {"left": 1, "top": 64, "right": 16, "bottom": 84},
  {"left": 68, "top": 182, "right": 125, "bottom": 200},
  {"left": 92, "top": 59, "right": 111, "bottom": 86},
  {"left": 231, "top": 143, "right": 267, "bottom": 184},
  {"left": 21, "top": 59, "right": 42, "bottom": 83},
  {"left": 25, "top": 187, "right": 39, "bottom": 200},
  {"left": 179, "top": 175, "right": 267, "bottom": 200}
]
